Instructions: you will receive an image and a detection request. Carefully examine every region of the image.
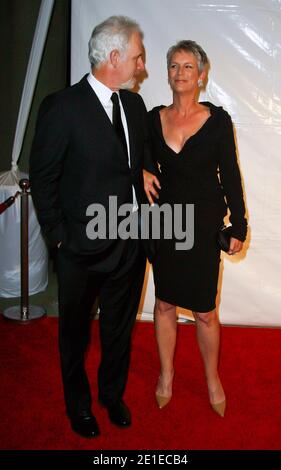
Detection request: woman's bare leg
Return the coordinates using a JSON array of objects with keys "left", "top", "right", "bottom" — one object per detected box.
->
[
  {"left": 154, "top": 298, "right": 177, "bottom": 398},
  {"left": 193, "top": 309, "right": 225, "bottom": 411}
]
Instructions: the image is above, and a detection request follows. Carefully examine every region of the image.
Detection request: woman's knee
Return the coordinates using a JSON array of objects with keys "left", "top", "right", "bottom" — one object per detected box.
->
[
  {"left": 193, "top": 309, "right": 217, "bottom": 326},
  {"left": 155, "top": 298, "right": 176, "bottom": 316}
]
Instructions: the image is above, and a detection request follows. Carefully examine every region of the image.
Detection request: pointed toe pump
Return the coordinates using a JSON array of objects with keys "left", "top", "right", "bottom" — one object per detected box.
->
[
  {"left": 155, "top": 371, "right": 174, "bottom": 409},
  {"left": 155, "top": 392, "right": 172, "bottom": 409},
  {"left": 211, "top": 399, "right": 226, "bottom": 418}
]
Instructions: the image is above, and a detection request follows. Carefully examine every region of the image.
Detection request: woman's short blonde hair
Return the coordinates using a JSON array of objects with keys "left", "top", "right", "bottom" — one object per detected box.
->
[{"left": 166, "top": 40, "right": 209, "bottom": 73}]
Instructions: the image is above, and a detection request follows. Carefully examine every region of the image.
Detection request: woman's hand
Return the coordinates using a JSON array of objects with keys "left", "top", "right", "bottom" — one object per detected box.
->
[
  {"left": 143, "top": 169, "right": 161, "bottom": 206},
  {"left": 228, "top": 237, "right": 243, "bottom": 255}
]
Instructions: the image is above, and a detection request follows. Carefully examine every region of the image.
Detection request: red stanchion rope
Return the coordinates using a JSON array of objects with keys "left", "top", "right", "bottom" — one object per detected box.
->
[{"left": 0, "top": 192, "right": 20, "bottom": 215}]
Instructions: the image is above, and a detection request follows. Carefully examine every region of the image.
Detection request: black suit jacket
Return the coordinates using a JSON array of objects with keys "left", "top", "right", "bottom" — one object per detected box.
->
[{"left": 29, "top": 76, "right": 151, "bottom": 264}]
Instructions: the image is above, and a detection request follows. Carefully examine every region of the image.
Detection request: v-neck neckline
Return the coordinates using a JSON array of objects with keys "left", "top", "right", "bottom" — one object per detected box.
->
[{"left": 157, "top": 103, "right": 213, "bottom": 156}]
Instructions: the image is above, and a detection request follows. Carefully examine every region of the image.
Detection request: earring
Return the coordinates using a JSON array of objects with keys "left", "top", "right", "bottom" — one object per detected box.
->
[{"left": 198, "top": 78, "right": 203, "bottom": 87}]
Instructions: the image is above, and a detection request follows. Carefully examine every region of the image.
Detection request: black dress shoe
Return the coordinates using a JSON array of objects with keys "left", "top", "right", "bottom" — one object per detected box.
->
[
  {"left": 70, "top": 413, "right": 100, "bottom": 438},
  {"left": 101, "top": 400, "right": 131, "bottom": 427}
]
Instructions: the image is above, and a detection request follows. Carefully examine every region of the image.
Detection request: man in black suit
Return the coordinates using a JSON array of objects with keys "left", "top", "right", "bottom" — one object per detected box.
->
[{"left": 29, "top": 16, "right": 149, "bottom": 438}]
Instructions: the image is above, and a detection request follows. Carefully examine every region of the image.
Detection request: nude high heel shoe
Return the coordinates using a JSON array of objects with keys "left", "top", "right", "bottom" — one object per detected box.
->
[
  {"left": 155, "top": 392, "right": 172, "bottom": 409},
  {"left": 211, "top": 399, "right": 226, "bottom": 418},
  {"left": 208, "top": 378, "right": 226, "bottom": 417},
  {"left": 155, "top": 372, "right": 174, "bottom": 409}
]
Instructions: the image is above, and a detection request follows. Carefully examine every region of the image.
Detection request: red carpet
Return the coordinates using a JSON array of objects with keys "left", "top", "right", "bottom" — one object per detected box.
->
[{"left": 0, "top": 315, "right": 280, "bottom": 450}]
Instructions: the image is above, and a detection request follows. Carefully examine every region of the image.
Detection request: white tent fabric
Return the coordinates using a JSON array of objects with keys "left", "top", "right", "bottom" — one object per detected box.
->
[
  {"left": 0, "top": 172, "right": 48, "bottom": 298},
  {"left": 0, "top": 0, "right": 55, "bottom": 298},
  {"left": 71, "top": 0, "right": 281, "bottom": 326},
  {"left": 11, "top": 0, "right": 55, "bottom": 170}
]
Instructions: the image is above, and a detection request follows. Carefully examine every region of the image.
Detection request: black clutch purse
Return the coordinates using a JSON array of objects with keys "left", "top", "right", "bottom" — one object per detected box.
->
[{"left": 217, "top": 225, "right": 233, "bottom": 252}]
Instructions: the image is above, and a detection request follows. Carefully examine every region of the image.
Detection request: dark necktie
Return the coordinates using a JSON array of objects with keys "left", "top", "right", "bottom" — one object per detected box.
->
[{"left": 111, "top": 92, "right": 128, "bottom": 158}]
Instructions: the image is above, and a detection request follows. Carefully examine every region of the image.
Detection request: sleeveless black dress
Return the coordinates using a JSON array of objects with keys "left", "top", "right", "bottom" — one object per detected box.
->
[{"left": 148, "top": 102, "right": 247, "bottom": 312}]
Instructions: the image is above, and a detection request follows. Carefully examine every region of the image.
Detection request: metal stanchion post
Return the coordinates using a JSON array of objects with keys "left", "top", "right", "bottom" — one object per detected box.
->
[{"left": 3, "top": 179, "right": 46, "bottom": 322}]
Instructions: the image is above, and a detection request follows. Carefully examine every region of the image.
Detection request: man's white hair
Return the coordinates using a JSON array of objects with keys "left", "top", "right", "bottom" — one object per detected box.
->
[{"left": 88, "top": 15, "right": 143, "bottom": 68}]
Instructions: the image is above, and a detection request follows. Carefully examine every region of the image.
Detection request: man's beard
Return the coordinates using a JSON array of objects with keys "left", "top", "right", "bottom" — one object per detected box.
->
[{"left": 119, "top": 77, "right": 136, "bottom": 90}]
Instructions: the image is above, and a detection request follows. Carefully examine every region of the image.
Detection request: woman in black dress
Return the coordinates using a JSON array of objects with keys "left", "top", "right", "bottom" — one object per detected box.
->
[{"left": 144, "top": 40, "right": 247, "bottom": 417}]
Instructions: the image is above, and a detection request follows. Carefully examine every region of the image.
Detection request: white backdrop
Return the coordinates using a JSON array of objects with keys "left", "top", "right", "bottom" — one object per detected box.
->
[{"left": 71, "top": 0, "right": 281, "bottom": 326}]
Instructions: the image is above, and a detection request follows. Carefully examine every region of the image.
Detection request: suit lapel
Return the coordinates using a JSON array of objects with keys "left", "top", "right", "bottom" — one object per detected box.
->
[
  {"left": 79, "top": 76, "right": 113, "bottom": 129},
  {"left": 79, "top": 78, "right": 138, "bottom": 168}
]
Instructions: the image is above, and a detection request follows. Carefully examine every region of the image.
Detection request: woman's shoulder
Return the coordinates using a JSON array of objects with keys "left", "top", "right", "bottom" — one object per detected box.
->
[
  {"left": 148, "top": 104, "right": 166, "bottom": 113},
  {"left": 148, "top": 105, "right": 166, "bottom": 115},
  {"left": 201, "top": 101, "right": 233, "bottom": 124},
  {"left": 203, "top": 101, "right": 231, "bottom": 115},
  {"left": 147, "top": 105, "right": 166, "bottom": 128}
]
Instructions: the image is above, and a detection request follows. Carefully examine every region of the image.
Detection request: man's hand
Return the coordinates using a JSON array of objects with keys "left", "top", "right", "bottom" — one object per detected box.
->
[
  {"left": 228, "top": 237, "right": 243, "bottom": 255},
  {"left": 143, "top": 169, "right": 161, "bottom": 206}
]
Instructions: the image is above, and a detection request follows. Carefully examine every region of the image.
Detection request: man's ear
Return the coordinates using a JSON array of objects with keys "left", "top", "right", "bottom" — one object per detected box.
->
[{"left": 109, "top": 49, "right": 120, "bottom": 68}]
